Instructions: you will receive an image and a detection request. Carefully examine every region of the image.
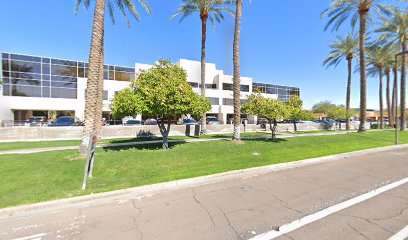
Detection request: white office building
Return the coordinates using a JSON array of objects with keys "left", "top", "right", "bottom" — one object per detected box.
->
[{"left": 0, "top": 53, "right": 300, "bottom": 125}]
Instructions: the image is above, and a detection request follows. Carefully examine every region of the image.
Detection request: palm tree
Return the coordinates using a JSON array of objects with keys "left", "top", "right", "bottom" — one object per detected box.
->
[
  {"left": 366, "top": 45, "right": 394, "bottom": 129},
  {"left": 323, "top": 33, "right": 359, "bottom": 130},
  {"left": 170, "top": 0, "right": 234, "bottom": 135},
  {"left": 382, "top": 43, "right": 399, "bottom": 127},
  {"left": 376, "top": 7, "right": 408, "bottom": 131},
  {"left": 75, "top": 0, "right": 151, "bottom": 154},
  {"left": 232, "top": 0, "right": 242, "bottom": 140},
  {"left": 322, "top": 0, "right": 393, "bottom": 132}
]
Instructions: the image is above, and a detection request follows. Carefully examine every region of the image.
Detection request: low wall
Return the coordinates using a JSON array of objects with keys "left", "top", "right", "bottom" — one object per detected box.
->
[{"left": 0, "top": 122, "right": 369, "bottom": 142}]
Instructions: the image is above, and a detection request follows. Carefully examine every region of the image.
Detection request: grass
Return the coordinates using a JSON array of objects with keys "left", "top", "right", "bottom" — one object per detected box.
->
[
  {"left": 0, "top": 132, "right": 272, "bottom": 151},
  {"left": 0, "top": 131, "right": 406, "bottom": 208}
]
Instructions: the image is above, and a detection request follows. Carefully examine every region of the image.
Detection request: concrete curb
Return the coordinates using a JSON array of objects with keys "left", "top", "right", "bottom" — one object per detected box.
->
[{"left": 1, "top": 143, "right": 407, "bottom": 221}]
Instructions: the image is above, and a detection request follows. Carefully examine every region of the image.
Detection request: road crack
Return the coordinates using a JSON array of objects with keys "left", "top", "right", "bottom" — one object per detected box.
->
[
  {"left": 192, "top": 188, "right": 216, "bottom": 227},
  {"left": 219, "top": 207, "right": 240, "bottom": 238},
  {"left": 132, "top": 200, "right": 144, "bottom": 240},
  {"left": 348, "top": 222, "right": 369, "bottom": 240}
]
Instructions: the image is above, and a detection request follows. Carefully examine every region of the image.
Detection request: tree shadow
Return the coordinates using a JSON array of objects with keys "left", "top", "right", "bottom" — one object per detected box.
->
[
  {"left": 243, "top": 138, "right": 288, "bottom": 143},
  {"left": 100, "top": 141, "right": 186, "bottom": 152}
]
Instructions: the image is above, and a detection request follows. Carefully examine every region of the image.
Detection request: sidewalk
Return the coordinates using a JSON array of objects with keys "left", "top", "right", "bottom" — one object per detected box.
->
[{"left": 0, "top": 131, "right": 356, "bottom": 155}]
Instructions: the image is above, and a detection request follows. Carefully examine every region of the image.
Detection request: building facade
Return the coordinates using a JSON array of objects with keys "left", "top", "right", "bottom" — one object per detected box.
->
[{"left": 0, "top": 53, "right": 300, "bottom": 125}]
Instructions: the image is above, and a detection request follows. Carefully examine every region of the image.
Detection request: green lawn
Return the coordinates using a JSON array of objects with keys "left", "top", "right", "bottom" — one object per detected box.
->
[
  {"left": 0, "top": 131, "right": 406, "bottom": 208},
  {"left": 0, "top": 132, "right": 272, "bottom": 152}
]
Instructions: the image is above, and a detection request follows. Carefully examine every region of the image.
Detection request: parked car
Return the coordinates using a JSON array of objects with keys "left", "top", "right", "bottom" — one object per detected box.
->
[
  {"left": 48, "top": 116, "right": 82, "bottom": 127},
  {"left": 206, "top": 116, "right": 220, "bottom": 125},
  {"left": 28, "top": 116, "right": 47, "bottom": 127},
  {"left": 183, "top": 118, "right": 198, "bottom": 125},
  {"left": 122, "top": 116, "right": 134, "bottom": 124},
  {"left": 125, "top": 120, "right": 142, "bottom": 126},
  {"left": 144, "top": 119, "right": 158, "bottom": 125}
]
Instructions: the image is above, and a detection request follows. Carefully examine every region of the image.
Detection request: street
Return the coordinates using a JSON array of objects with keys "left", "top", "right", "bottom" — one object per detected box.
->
[{"left": 1, "top": 146, "right": 407, "bottom": 240}]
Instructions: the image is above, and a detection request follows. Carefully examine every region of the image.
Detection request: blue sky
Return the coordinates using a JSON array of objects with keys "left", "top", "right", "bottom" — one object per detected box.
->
[{"left": 0, "top": 1, "right": 404, "bottom": 109}]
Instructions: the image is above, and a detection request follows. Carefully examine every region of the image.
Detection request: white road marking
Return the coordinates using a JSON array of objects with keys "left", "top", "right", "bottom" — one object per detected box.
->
[
  {"left": 13, "top": 233, "right": 46, "bottom": 240},
  {"left": 249, "top": 177, "right": 408, "bottom": 240},
  {"left": 388, "top": 225, "right": 408, "bottom": 240}
]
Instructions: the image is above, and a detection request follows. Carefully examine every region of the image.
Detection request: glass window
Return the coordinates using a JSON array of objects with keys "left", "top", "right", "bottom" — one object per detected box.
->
[
  {"left": 207, "top": 97, "right": 219, "bottom": 105},
  {"left": 42, "top": 58, "right": 50, "bottom": 64},
  {"left": 51, "top": 59, "right": 77, "bottom": 66},
  {"left": 42, "top": 74, "right": 51, "bottom": 80},
  {"left": 51, "top": 76, "right": 77, "bottom": 83},
  {"left": 8, "top": 78, "right": 41, "bottom": 86},
  {"left": 51, "top": 88, "right": 77, "bottom": 99},
  {"left": 3, "top": 77, "right": 11, "bottom": 84},
  {"left": 103, "top": 90, "right": 108, "bottom": 100},
  {"left": 104, "top": 70, "right": 108, "bottom": 80},
  {"left": 266, "top": 86, "right": 277, "bottom": 94},
  {"left": 42, "top": 80, "right": 50, "bottom": 87},
  {"left": 42, "top": 64, "right": 50, "bottom": 74},
  {"left": 51, "top": 81, "right": 77, "bottom": 88},
  {"left": 12, "top": 85, "right": 42, "bottom": 97},
  {"left": 188, "top": 82, "right": 198, "bottom": 88},
  {"left": 3, "top": 71, "right": 9, "bottom": 77},
  {"left": 240, "top": 85, "right": 249, "bottom": 92},
  {"left": 222, "top": 98, "right": 234, "bottom": 106},
  {"left": 115, "top": 66, "right": 134, "bottom": 72},
  {"left": 2, "top": 59, "right": 9, "bottom": 71},
  {"left": 9, "top": 72, "right": 41, "bottom": 80},
  {"left": 78, "top": 67, "right": 85, "bottom": 78},
  {"left": 109, "top": 71, "right": 115, "bottom": 80},
  {"left": 10, "top": 54, "right": 41, "bottom": 63},
  {"left": 10, "top": 60, "right": 41, "bottom": 74},
  {"left": 205, "top": 84, "right": 217, "bottom": 89},
  {"left": 223, "top": 83, "right": 233, "bottom": 91},
  {"left": 252, "top": 83, "right": 265, "bottom": 93},
  {"left": 42, "top": 87, "right": 50, "bottom": 98},
  {"left": 3, "top": 84, "right": 11, "bottom": 96},
  {"left": 2, "top": 53, "right": 9, "bottom": 59},
  {"left": 51, "top": 64, "right": 77, "bottom": 77},
  {"left": 109, "top": 65, "right": 114, "bottom": 71},
  {"left": 115, "top": 71, "right": 133, "bottom": 81}
]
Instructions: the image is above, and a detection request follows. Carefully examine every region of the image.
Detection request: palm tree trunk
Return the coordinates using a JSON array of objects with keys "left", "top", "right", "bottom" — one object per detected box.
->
[
  {"left": 232, "top": 0, "right": 242, "bottom": 140},
  {"left": 346, "top": 57, "right": 352, "bottom": 130},
  {"left": 358, "top": 11, "right": 368, "bottom": 132},
  {"left": 95, "top": 35, "right": 105, "bottom": 139},
  {"left": 386, "top": 68, "right": 393, "bottom": 127},
  {"left": 392, "top": 67, "right": 398, "bottom": 128},
  {"left": 200, "top": 16, "right": 207, "bottom": 135},
  {"left": 79, "top": 0, "right": 106, "bottom": 155},
  {"left": 379, "top": 66, "right": 384, "bottom": 129},
  {"left": 400, "top": 40, "right": 407, "bottom": 131}
]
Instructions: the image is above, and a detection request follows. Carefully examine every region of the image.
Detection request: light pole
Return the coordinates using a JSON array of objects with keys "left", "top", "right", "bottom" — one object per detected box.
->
[{"left": 394, "top": 51, "right": 408, "bottom": 145}]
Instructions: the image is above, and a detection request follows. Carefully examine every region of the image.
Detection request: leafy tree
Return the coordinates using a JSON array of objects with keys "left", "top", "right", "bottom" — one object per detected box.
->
[
  {"left": 323, "top": 33, "right": 359, "bottom": 130},
  {"left": 170, "top": 0, "right": 234, "bottom": 135},
  {"left": 111, "top": 60, "right": 211, "bottom": 149},
  {"left": 75, "top": 0, "right": 151, "bottom": 154},
  {"left": 242, "top": 93, "right": 289, "bottom": 141},
  {"left": 327, "top": 105, "right": 353, "bottom": 130},
  {"left": 110, "top": 88, "right": 144, "bottom": 119},
  {"left": 376, "top": 7, "right": 408, "bottom": 130},
  {"left": 287, "top": 96, "right": 304, "bottom": 132},
  {"left": 312, "top": 100, "right": 337, "bottom": 118},
  {"left": 321, "top": 0, "right": 395, "bottom": 133}
]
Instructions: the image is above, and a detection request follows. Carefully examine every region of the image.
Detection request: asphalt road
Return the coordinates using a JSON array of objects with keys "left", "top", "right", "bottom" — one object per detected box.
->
[{"left": 1, "top": 147, "right": 407, "bottom": 240}]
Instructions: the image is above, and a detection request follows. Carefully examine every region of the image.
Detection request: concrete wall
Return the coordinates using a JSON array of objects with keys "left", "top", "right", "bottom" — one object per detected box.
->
[{"left": 0, "top": 122, "right": 369, "bottom": 142}]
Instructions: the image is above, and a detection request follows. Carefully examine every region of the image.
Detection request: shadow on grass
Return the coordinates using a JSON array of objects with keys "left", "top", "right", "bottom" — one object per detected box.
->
[
  {"left": 101, "top": 141, "right": 186, "bottom": 151},
  {"left": 243, "top": 138, "right": 288, "bottom": 143}
]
